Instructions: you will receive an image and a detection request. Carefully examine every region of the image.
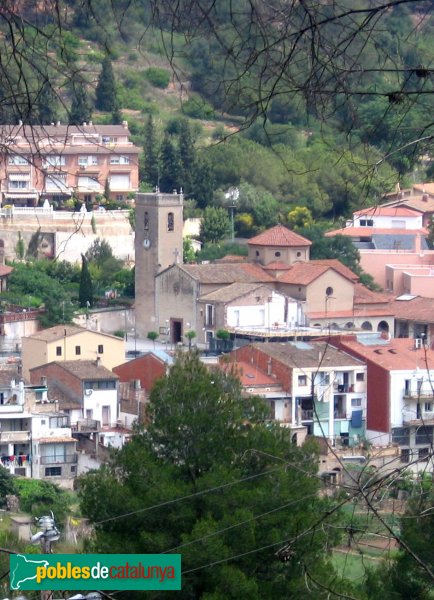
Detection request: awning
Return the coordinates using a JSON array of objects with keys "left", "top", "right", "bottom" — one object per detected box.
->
[
  {"left": 3, "top": 192, "right": 38, "bottom": 199},
  {"left": 8, "top": 173, "right": 30, "bottom": 181}
]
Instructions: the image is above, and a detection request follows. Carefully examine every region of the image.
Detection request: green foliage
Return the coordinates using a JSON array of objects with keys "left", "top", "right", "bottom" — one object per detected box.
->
[
  {"left": 159, "top": 132, "right": 181, "bottom": 193},
  {"left": 6, "top": 261, "right": 75, "bottom": 326},
  {"left": 147, "top": 331, "right": 159, "bottom": 342},
  {"left": 143, "top": 115, "right": 159, "bottom": 187},
  {"left": 287, "top": 206, "right": 314, "bottom": 230},
  {"left": 182, "top": 94, "right": 215, "bottom": 119},
  {"left": 0, "top": 466, "right": 16, "bottom": 506},
  {"left": 79, "top": 352, "right": 341, "bottom": 598},
  {"left": 15, "top": 479, "right": 71, "bottom": 524},
  {"left": 200, "top": 206, "right": 231, "bottom": 244},
  {"left": 183, "top": 237, "right": 196, "bottom": 263},
  {"left": 95, "top": 55, "right": 118, "bottom": 113},
  {"left": 15, "top": 232, "right": 25, "bottom": 260},
  {"left": 69, "top": 80, "right": 93, "bottom": 125},
  {"left": 144, "top": 67, "right": 171, "bottom": 88},
  {"left": 79, "top": 254, "right": 93, "bottom": 308},
  {"left": 216, "top": 328, "right": 230, "bottom": 340},
  {"left": 196, "top": 242, "right": 248, "bottom": 262},
  {"left": 91, "top": 214, "right": 96, "bottom": 234}
]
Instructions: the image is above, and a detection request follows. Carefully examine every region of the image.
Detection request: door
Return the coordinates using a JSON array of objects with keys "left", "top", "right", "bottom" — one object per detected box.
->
[
  {"left": 171, "top": 319, "right": 183, "bottom": 343},
  {"left": 102, "top": 406, "right": 111, "bottom": 427}
]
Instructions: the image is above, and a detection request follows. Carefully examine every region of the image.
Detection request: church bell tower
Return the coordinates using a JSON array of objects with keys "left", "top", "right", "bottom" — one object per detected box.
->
[{"left": 134, "top": 191, "right": 184, "bottom": 336}]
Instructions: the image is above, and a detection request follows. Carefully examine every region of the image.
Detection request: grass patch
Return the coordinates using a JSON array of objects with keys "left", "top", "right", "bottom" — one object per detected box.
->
[{"left": 332, "top": 550, "right": 378, "bottom": 582}]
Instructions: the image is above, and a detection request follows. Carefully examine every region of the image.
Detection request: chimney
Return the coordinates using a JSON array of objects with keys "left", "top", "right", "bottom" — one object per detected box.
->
[
  {"left": 83, "top": 122, "right": 87, "bottom": 127},
  {"left": 95, "top": 356, "right": 101, "bottom": 367},
  {"left": 267, "top": 358, "right": 272, "bottom": 376},
  {"left": 122, "top": 120, "right": 128, "bottom": 129},
  {"left": 89, "top": 120, "right": 92, "bottom": 126},
  {"left": 422, "top": 194, "right": 428, "bottom": 202},
  {"left": 41, "top": 376, "right": 47, "bottom": 387},
  {"left": 56, "top": 121, "right": 60, "bottom": 127}
]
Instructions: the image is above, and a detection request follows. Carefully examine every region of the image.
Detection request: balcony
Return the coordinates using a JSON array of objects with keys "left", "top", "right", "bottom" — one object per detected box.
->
[
  {"left": 40, "top": 453, "right": 77, "bottom": 465},
  {"left": 72, "top": 419, "right": 100, "bottom": 433},
  {"left": 0, "top": 404, "right": 23, "bottom": 413},
  {"left": 403, "top": 391, "right": 434, "bottom": 400},
  {"left": 0, "top": 431, "right": 30, "bottom": 443},
  {"left": 403, "top": 410, "right": 434, "bottom": 425},
  {"left": 334, "top": 384, "right": 354, "bottom": 393}
]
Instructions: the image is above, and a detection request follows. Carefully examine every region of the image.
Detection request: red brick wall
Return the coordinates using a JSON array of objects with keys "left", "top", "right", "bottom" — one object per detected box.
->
[
  {"left": 30, "top": 363, "right": 82, "bottom": 396},
  {"left": 228, "top": 346, "right": 293, "bottom": 391},
  {"left": 113, "top": 355, "right": 166, "bottom": 392}
]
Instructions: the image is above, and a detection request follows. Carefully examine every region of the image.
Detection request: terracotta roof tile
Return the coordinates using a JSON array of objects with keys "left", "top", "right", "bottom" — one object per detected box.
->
[
  {"left": 413, "top": 183, "right": 434, "bottom": 195},
  {"left": 222, "top": 361, "right": 280, "bottom": 387},
  {"left": 180, "top": 262, "right": 274, "bottom": 284},
  {"left": 243, "top": 341, "right": 363, "bottom": 369},
  {"left": 32, "top": 360, "right": 118, "bottom": 381},
  {"left": 277, "top": 260, "right": 356, "bottom": 285},
  {"left": 248, "top": 224, "right": 311, "bottom": 247},
  {"left": 336, "top": 336, "right": 434, "bottom": 370},
  {"left": 390, "top": 296, "right": 434, "bottom": 323},
  {"left": 263, "top": 261, "right": 291, "bottom": 271},
  {"left": 354, "top": 206, "right": 419, "bottom": 217},
  {"left": 382, "top": 195, "right": 434, "bottom": 213},
  {"left": 354, "top": 283, "right": 392, "bottom": 304},
  {"left": 199, "top": 282, "right": 270, "bottom": 303},
  {"left": 24, "top": 325, "right": 122, "bottom": 343}
]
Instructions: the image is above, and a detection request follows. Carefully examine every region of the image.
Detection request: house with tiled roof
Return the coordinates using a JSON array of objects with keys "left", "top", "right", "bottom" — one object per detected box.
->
[
  {"left": 391, "top": 295, "right": 434, "bottom": 342},
  {"left": 248, "top": 224, "right": 311, "bottom": 266},
  {"left": 221, "top": 341, "right": 367, "bottom": 448},
  {"left": 325, "top": 202, "right": 434, "bottom": 289},
  {"left": 329, "top": 333, "right": 434, "bottom": 471},
  {"left": 22, "top": 324, "right": 125, "bottom": 380}
]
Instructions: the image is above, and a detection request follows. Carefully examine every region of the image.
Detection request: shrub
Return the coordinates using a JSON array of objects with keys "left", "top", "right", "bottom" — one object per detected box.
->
[
  {"left": 182, "top": 95, "right": 215, "bottom": 119},
  {"left": 144, "top": 67, "right": 171, "bottom": 88}
]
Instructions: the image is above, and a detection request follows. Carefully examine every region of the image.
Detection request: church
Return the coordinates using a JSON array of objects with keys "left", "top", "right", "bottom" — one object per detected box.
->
[{"left": 134, "top": 192, "right": 394, "bottom": 345}]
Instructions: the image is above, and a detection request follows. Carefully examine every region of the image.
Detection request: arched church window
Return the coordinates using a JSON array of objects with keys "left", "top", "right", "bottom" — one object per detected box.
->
[
  {"left": 144, "top": 211, "right": 149, "bottom": 231},
  {"left": 168, "top": 212, "right": 174, "bottom": 231}
]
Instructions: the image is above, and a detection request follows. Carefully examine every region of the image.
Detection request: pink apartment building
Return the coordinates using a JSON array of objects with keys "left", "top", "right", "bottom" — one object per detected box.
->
[{"left": 0, "top": 122, "right": 140, "bottom": 206}]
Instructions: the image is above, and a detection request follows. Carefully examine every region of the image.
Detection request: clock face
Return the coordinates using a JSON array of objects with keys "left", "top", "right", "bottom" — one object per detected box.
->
[{"left": 143, "top": 238, "right": 151, "bottom": 249}]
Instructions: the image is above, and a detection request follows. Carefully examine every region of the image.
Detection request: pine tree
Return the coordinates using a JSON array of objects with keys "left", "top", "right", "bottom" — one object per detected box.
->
[
  {"left": 95, "top": 56, "right": 118, "bottom": 113},
  {"left": 192, "top": 156, "right": 215, "bottom": 208},
  {"left": 69, "top": 83, "right": 92, "bottom": 125},
  {"left": 79, "top": 254, "right": 93, "bottom": 308},
  {"left": 159, "top": 132, "right": 181, "bottom": 193},
  {"left": 143, "top": 115, "right": 159, "bottom": 187},
  {"left": 37, "top": 82, "right": 58, "bottom": 125},
  {"left": 178, "top": 119, "right": 196, "bottom": 194}
]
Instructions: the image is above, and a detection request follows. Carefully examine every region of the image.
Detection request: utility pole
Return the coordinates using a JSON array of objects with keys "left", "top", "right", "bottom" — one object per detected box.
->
[{"left": 31, "top": 514, "right": 60, "bottom": 600}]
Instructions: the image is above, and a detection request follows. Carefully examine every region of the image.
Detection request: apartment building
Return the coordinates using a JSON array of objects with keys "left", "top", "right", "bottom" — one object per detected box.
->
[{"left": 0, "top": 121, "right": 140, "bottom": 206}]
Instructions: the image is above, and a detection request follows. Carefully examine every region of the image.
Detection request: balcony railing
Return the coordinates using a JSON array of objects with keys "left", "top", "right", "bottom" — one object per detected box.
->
[
  {"left": 40, "top": 453, "right": 77, "bottom": 465},
  {"left": 301, "top": 409, "right": 314, "bottom": 420},
  {"left": 334, "top": 384, "right": 354, "bottom": 393},
  {"left": 0, "top": 431, "right": 30, "bottom": 443},
  {"left": 403, "top": 391, "right": 434, "bottom": 400},
  {"left": 72, "top": 419, "right": 100, "bottom": 433}
]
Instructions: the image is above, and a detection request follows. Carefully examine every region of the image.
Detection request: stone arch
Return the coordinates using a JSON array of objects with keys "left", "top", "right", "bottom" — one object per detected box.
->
[
  {"left": 361, "top": 321, "right": 373, "bottom": 331},
  {"left": 378, "top": 320, "right": 389, "bottom": 333}
]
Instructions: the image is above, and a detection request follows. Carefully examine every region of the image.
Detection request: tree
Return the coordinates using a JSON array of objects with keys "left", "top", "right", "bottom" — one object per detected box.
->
[
  {"left": 37, "top": 82, "right": 59, "bottom": 125},
  {"left": 147, "top": 330, "right": 159, "bottom": 348},
  {"left": 159, "top": 132, "right": 181, "bottom": 193},
  {"left": 95, "top": 55, "right": 118, "bottom": 113},
  {"left": 200, "top": 206, "right": 231, "bottom": 244},
  {"left": 79, "top": 352, "right": 342, "bottom": 598},
  {"left": 79, "top": 254, "right": 93, "bottom": 308},
  {"left": 287, "top": 206, "right": 314, "bottom": 230},
  {"left": 178, "top": 118, "right": 196, "bottom": 194},
  {"left": 69, "top": 81, "right": 92, "bottom": 125},
  {"left": 143, "top": 115, "right": 159, "bottom": 187},
  {"left": 185, "top": 329, "right": 196, "bottom": 349},
  {"left": 183, "top": 237, "right": 196, "bottom": 263}
]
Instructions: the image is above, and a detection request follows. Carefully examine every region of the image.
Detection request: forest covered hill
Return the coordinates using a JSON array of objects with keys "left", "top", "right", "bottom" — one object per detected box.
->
[{"left": 1, "top": 1, "right": 434, "bottom": 229}]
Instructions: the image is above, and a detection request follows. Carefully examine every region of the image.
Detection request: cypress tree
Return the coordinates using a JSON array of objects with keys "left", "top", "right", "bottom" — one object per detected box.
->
[
  {"left": 69, "top": 83, "right": 92, "bottom": 125},
  {"left": 143, "top": 115, "right": 159, "bottom": 187},
  {"left": 95, "top": 56, "right": 118, "bottom": 113},
  {"left": 159, "top": 132, "right": 181, "bottom": 193},
  {"left": 178, "top": 119, "right": 196, "bottom": 194},
  {"left": 79, "top": 254, "right": 93, "bottom": 308},
  {"left": 37, "top": 82, "right": 58, "bottom": 125}
]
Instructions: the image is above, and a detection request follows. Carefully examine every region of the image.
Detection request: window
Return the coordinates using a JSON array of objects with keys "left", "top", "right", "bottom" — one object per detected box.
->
[
  {"left": 45, "top": 467, "right": 62, "bottom": 476},
  {"left": 419, "top": 447, "right": 429, "bottom": 461},
  {"left": 56, "top": 346, "right": 62, "bottom": 356},
  {"left": 275, "top": 251, "right": 281, "bottom": 257},
  {"left": 400, "top": 449, "right": 410, "bottom": 463},
  {"left": 84, "top": 380, "right": 116, "bottom": 390},
  {"left": 41, "top": 444, "right": 66, "bottom": 464},
  {"left": 98, "top": 344, "right": 104, "bottom": 354},
  {"left": 85, "top": 409, "right": 93, "bottom": 419},
  {"left": 8, "top": 180, "right": 29, "bottom": 189},
  {"left": 110, "top": 155, "right": 130, "bottom": 164},
  {"left": 392, "top": 427, "right": 410, "bottom": 446},
  {"left": 44, "top": 155, "right": 65, "bottom": 167},
  {"left": 298, "top": 375, "right": 307, "bottom": 386},
  {"left": 296, "top": 251, "right": 301, "bottom": 257},
  {"left": 144, "top": 212, "right": 149, "bottom": 230},
  {"left": 424, "top": 402, "right": 433, "bottom": 412},
  {"left": 316, "top": 372, "right": 330, "bottom": 385},
  {"left": 326, "top": 286, "right": 334, "bottom": 296},
  {"left": 75, "top": 346, "right": 81, "bottom": 356},
  {"left": 168, "top": 212, "right": 174, "bottom": 231},
  {"left": 255, "top": 251, "right": 259, "bottom": 257},
  {"left": 116, "top": 194, "right": 124, "bottom": 201},
  {"left": 351, "top": 398, "right": 362, "bottom": 407},
  {"left": 71, "top": 465, "right": 76, "bottom": 473},
  {"left": 356, "top": 373, "right": 365, "bottom": 382},
  {"left": 49, "top": 416, "right": 69, "bottom": 428},
  {"left": 416, "top": 426, "right": 433, "bottom": 445},
  {"left": 205, "top": 304, "right": 215, "bottom": 327},
  {"left": 78, "top": 156, "right": 98, "bottom": 166},
  {"left": 8, "top": 155, "right": 28, "bottom": 165}
]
